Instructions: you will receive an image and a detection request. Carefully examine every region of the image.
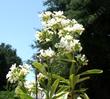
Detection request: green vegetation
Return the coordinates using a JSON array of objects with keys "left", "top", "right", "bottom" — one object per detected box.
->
[{"left": 0, "top": 90, "right": 15, "bottom": 99}]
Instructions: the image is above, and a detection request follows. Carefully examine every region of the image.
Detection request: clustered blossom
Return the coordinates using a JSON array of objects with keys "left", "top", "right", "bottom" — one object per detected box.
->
[
  {"left": 55, "top": 35, "right": 82, "bottom": 52},
  {"left": 37, "top": 73, "right": 46, "bottom": 99},
  {"left": 6, "top": 63, "right": 30, "bottom": 83},
  {"left": 75, "top": 54, "right": 88, "bottom": 66},
  {"left": 36, "top": 11, "right": 84, "bottom": 53},
  {"left": 40, "top": 47, "right": 55, "bottom": 58},
  {"left": 24, "top": 80, "right": 36, "bottom": 93},
  {"left": 6, "top": 64, "right": 20, "bottom": 83},
  {"left": 5, "top": 11, "right": 89, "bottom": 99},
  {"left": 35, "top": 11, "right": 88, "bottom": 98}
]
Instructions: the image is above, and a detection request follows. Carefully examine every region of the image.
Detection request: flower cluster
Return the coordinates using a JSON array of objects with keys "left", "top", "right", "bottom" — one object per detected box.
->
[
  {"left": 6, "top": 64, "right": 30, "bottom": 83},
  {"left": 55, "top": 35, "right": 82, "bottom": 52},
  {"left": 34, "top": 11, "right": 89, "bottom": 99},
  {"left": 5, "top": 11, "right": 101, "bottom": 99},
  {"left": 36, "top": 11, "right": 84, "bottom": 55},
  {"left": 39, "top": 47, "right": 55, "bottom": 58},
  {"left": 24, "top": 80, "right": 36, "bottom": 95},
  {"left": 35, "top": 10, "right": 88, "bottom": 77}
]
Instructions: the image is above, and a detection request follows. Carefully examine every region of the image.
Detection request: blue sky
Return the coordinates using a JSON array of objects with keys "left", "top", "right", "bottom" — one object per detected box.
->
[{"left": 0, "top": 0, "right": 45, "bottom": 62}]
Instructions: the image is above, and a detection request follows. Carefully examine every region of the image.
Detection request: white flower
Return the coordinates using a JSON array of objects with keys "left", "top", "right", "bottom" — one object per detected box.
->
[
  {"left": 39, "top": 11, "right": 52, "bottom": 19},
  {"left": 64, "top": 35, "right": 73, "bottom": 40},
  {"left": 37, "top": 73, "right": 46, "bottom": 82},
  {"left": 10, "top": 63, "right": 16, "bottom": 71},
  {"left": 24, "top": 80, "right": 35, "bottom": 90},
  {"left": 47, "top": 18, "right": 57, "bottom": 27},
  {"left": 19, "top": 68, "right": 28, "bottom": 76},
  {"left": 77, "top": 96, "right": 82, "bottom": 99},
  {"left": 44, "top": 11, "right": 52, "bottom": 16},
  {"left": 35, "top": 31, "right": 43, "bottom": 42},
  {"left": 63, "top": 26, "right": 73, "bottom": 32},
  {"left": 24, "top": 80, "right": 36, "bottom": 98},
  {"left": 37, "top": 88, "right": 46, "bottom": 99},
  {"left": 6, "top": 68, "right": 19, "bottom": 83},
  {"left": 72, "top": 24, "right": 84, "bottom": 32},
  {"left": 61, "top": 19, "right": 71, "bottom": 26},
  {"left": 19, "top": 64, "right": 31, "bottom": 70},
  {"left": 6, "top": 64, "right": 31, "bottom": 83},
  {"left": 19, "top": 64, "right": 30, "bottom": 76},
  {"left": 63, "top": 23, "right": 84, "bottom": 34},
  {"left": 56, "top": 35, "right": 74, "bottom": 51},
  {"left": 40, "top": 47, "right": 55, "bottom": 57},
  {"left": 37, "top": 73, "right": 44, "bottom": 79},
  {"left": 6, "top": 64, "right": 20, "bottom": 83},
  {"left": 6, "top": 71, "right": 12, "bottom": 79},
  {"left": 72, "top": 19, "right": 77, "bottom": 24},
  {"left": 55, "top": 35, "right": 82, "bottom": 52},
  {"left": 55, "top": 17, "right": 62, "bottom": 23},
  {"left": 73, "top": 39, "right": 79, "bottom": 45},
  {"left": 54, "top": 11, "right": 63, "bottom": 16}
]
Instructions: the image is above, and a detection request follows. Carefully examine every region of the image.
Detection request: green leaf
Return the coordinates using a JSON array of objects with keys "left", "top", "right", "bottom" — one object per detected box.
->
[
  {"left": 75, "top": 88, "right": 88, "bottom": 93},
  {"left": 70, "top": 63, "right": 75, "bottom": 75},
  {"left": 76, "top": 76, "right": 90, "bottom": 84},
  {"left": 53, "top": 92, "right": 68, "bottom": 99},
  {"left": 69, "top": 74, "right": 74, "bottom": 88},
  {"left": 79, "top": 69, "right": 103, "bottom": 76},
  {"left": 69, "top": 74, "right": 80, "bottom": 89},
  {"left": 15, "top": 86, "right": 33, "bottom": 99},
  {"left": 56, "top": 85, "right": 69, "bottom": 94},
  {"left": 50, "top": 79, "right": 59, "bottom": 98},
  {"left": 61, "top": 59, "right": 76, "bottom": 63},
  {"left": 52, "top": 74, "right": 69, "bottom": 85},
  {"left": 32, "top": 61, "right": 47, "bottom": 75},
  {"left": 65, "top": 53, "right": 73, "bottom": 59}
]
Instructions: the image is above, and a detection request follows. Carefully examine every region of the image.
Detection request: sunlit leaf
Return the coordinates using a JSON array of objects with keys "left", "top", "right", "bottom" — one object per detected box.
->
[
  {"left": 52, "top": 74, "right": 69, "bottom": 84},
  {"left": 50, "top": 79, "right": 59, "bottom": 98},
  {"left": 15, "top": 86, "right": 33, "bottom": 99},
  {"left": 32, "top": 61, "right": 47, "bottom": 75},
  {"left": 53, "top": 92, "right": 69, "bottom": 99},
  {"left": 56, "top": 85, "right": 69, "bottom": 94},
  {"left": 79, "top": 69, "right": 103, "bottom": 76},
  {"left": 76, "top": 76, "right": 90, "bottom": 84}
]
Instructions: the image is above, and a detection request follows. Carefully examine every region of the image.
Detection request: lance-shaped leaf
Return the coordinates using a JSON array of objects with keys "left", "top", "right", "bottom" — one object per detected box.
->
[
  {"left": 61, "top": 59, "right": 76, "bottom": 63},
  {"left": 70, "top": 63, "right": 75, "bottom": 75},
  {"left": 56, "top": 85, "right": 69, "bottom": 94},
  {"left": 52, "top": 74, "right": 69, "bottom": 84},
  {"left": 69, "top": 74, "right": 80, "bottom": 89},
  {"left": 50, "top": 79, "right": 60, "bottom": 98},
  {"left": 78, "top": 69, "right": 103, "bottom": 76},
  {"left": 53, "top": 92, "right": 69, "bottom": 99},
  {"left": 33, "top": 61, "right": 47, "bottom": 75},
  {"left": 76, "top": 76, "right": 90, "bottom": 84},
  {"left": 15, "top": 86, "right": 33, "bottom": 99},
  {"left": 75, "top": 88, "right": 88, "bottom": 93}
]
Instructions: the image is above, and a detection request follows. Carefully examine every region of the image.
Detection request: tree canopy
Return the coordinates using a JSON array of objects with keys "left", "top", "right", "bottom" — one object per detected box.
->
[{"left": 44, "top": 0, "right": 109, "bottom": 25}]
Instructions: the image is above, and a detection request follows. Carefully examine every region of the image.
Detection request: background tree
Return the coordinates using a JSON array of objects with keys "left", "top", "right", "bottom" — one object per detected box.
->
[
  {"left": 42, "top": 0, "right": 110, "bottom": 99},
  {"left": 43, "top": 0, "right": 106, "bottom": 25},
  {"left": 0, "top": 43, "right": 22, "bottom": 90}
]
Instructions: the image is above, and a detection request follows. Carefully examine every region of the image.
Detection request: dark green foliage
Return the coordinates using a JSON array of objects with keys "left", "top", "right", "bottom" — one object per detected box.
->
[
  {"left": 81, "top": 11, "right": 110, "bottom": 99},
  {"left": 0, "top": 43, "right": 22, "bottom": 90},
  {"left": 43, "top": 0, "right": 106, "bottom": 25},
  {"left": 0, "top": 91, "right": 15, "bottom": 99}
]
